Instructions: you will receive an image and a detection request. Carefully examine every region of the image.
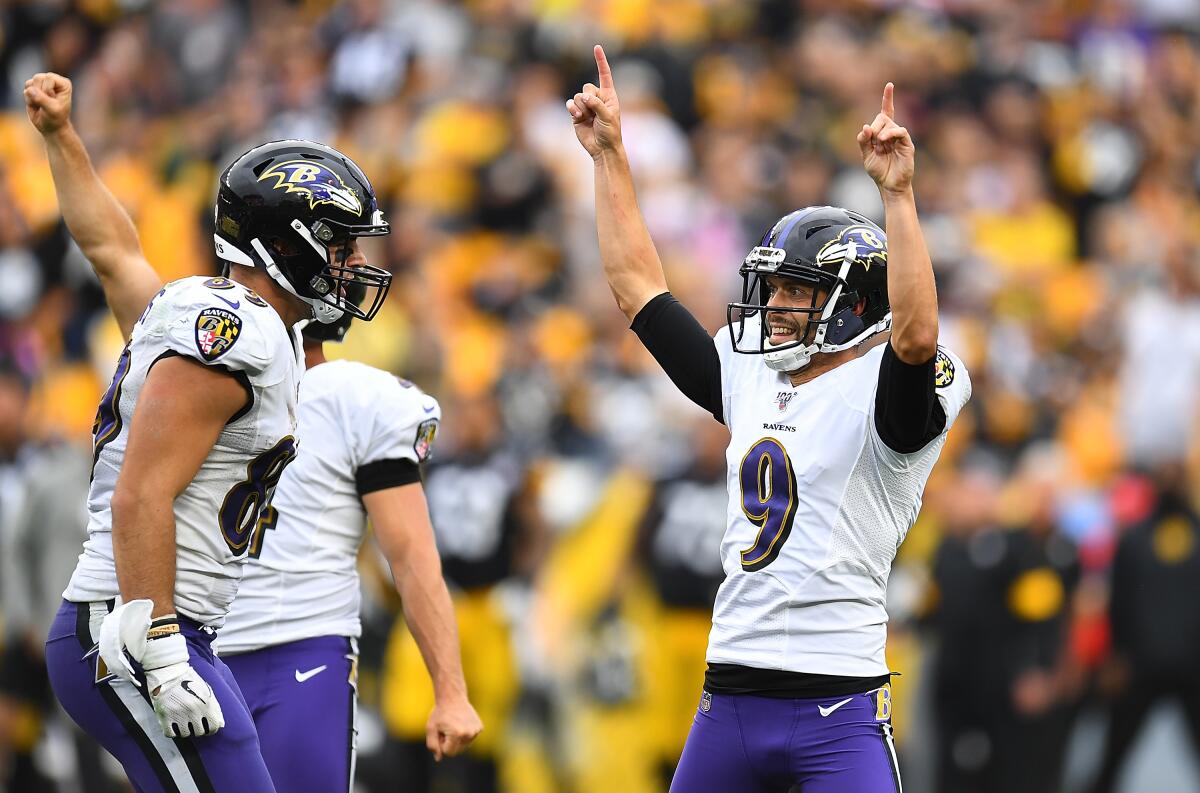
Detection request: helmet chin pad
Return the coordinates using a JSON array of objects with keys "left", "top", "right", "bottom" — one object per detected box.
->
[
  {"left": 309, "top": 300, "right": 345, "bottom": 324},
  {"left": 764, "top": 342, "right": 815, "bottom": 372}
]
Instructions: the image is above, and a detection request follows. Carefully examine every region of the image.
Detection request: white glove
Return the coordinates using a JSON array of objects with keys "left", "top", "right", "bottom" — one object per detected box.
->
[
  {"left": 144, "top": 645, "right": 225, "bottom": 738},
  {"left": 97, "top": 600, "right": 225, "bottom": 738},
  {"left": 98, "top": 599, "right": 153, "bottom": 683}
]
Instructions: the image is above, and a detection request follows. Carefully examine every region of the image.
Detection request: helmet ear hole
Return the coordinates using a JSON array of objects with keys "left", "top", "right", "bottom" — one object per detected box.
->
[{"left": 853, "top": 298, "right": 867, "bottom": 317}]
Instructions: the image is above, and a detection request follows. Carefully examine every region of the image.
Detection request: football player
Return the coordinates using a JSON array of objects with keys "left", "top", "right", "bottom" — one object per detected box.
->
[
  {"left": 26, "top": 72, "right": 480, "bottom": 793},
  {"left": 381, "top": 394, "right": 528, "bottom": 793},
  {"left": 568, "top": 47, "right": 971, "bottom": 792},
  {"left": 216, "top": 314, "right": 483, "bottom": 793}
]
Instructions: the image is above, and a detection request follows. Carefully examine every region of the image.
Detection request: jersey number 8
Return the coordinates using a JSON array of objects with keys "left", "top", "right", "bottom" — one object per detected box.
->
[
  {"left": 219, "top": 436, "right": 297, "bottom": 557},
  {"left": 91, "top": 346, "right": 133, "bottom": 474},
  {"left": 738, "top": 437, "right": 797, "bottom": 572}
]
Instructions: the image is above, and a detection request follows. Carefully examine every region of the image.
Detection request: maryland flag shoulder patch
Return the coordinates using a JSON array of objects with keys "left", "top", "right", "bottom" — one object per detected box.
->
[
  {"left": 934, "top": 349, "right": 955, "bottom": 389},
  {"left": 195, "top": 307, "right": 242, "bottom": 362},
  {"left": 414, "top": 418, "right": 439, "bottom": 462}
]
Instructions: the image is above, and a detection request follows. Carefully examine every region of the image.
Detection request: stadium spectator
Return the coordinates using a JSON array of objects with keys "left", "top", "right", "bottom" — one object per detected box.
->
[{"left": 1088, "top": 467, "right": 1200, "bottom": 793}]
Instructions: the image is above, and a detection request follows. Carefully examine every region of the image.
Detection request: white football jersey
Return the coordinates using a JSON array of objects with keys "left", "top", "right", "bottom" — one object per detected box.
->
[
  {"left": 215, "top": 360, "right": 441, "bottom": 654},
  {"left": 65, "top": 276, "right": 302, "bottom": 625},
  {"left": 708, "top": 330, "right": 970, "bottom": 677}
]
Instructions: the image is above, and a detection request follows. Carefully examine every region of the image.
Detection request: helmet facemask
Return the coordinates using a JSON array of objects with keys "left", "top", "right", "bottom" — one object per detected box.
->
[
  {"left": 727, "top": 236, "right": 892, "bottom": 373},
  {"left": 288, "top": 216, "right": 391, "bottom": 323},
  {"left": 230, "top": 215, "right": 392, "bottom": 325}
]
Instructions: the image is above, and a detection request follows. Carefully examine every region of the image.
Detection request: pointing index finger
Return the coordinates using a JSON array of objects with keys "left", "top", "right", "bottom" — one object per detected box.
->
[
  {"left": 595, "top": 45, "right": 614, "bottom": 93},
  {"left": 882, "top": 82, "right": 895, "bottom": 119}
]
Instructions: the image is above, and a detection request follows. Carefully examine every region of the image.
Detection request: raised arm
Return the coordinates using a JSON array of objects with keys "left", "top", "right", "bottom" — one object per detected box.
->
[
  {"left": 366, "top": 484, "right": 483, "bottom": 761},
  {"left": 857, "top": 83, "right": 938, "bottom": 364},
  {"left": 24, "top": 73, "right": 162, "bottom": 338},
  {"left": 567, "top": 45, "right": 668, "bottom": 321},
  {"left": 567, "top": 46, "right": 724, "bottom": 420}
]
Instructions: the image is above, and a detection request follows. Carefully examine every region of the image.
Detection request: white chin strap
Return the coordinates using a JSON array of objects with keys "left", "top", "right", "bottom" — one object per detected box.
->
[
  {"left": 763, "top": 277, "right": 845, "bottom": 374},
  {"left": 763, "top": 311, "right": 893, "bottom": 374},
  {"left": 759, "top": 253, "right": 894, "bottom": 375},
  {"left": 223, "top": 236, "right": 344, "bottom": 325}
]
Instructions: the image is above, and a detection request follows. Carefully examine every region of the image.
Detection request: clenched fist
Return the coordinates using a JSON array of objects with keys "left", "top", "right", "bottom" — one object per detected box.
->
[
  {"left": 426, "top": 696, "right": 483, "bottom": 761},
  {"left": 24, "top": 72, "right": 73, "bottom": 137}
]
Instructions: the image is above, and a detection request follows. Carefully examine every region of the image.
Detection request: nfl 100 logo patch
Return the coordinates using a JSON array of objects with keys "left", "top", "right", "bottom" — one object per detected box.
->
[
  {"left": 195, "top": 307, "right": 242, "bottom": 362},
  {"left": 776, "top": 391, "right": 795, "bottom": 411}
]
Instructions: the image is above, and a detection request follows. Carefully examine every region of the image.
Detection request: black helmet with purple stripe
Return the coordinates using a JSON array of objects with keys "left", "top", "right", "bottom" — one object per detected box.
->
[
  {"left": 213, "top": 139, "right": 392, "bottom": 326},
  {"left": 727, "top": 205, "right": 891, "bottom": 372}
]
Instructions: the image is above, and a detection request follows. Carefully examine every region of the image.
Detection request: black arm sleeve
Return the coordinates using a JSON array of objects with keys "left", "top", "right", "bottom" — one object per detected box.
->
[
  {"left": 874, "top": 342, "right": 946, "bottom": 453},
  {"left": 355, "top": 458, "right": 422, "bottom": 496},
  {"left": 630, "top": 293, "right": 724, "bottom": 423}
]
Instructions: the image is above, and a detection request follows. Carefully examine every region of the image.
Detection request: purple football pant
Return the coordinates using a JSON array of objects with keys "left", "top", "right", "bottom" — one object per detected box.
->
[
  {"left": 670, "top": 686, "right": 902, "bottom": 793},
  {"left": 222, "top": 636, "right": 358, "bottom": 793},
  {"left": 45, "top": 600, "right": 277, "bottom": 793}
]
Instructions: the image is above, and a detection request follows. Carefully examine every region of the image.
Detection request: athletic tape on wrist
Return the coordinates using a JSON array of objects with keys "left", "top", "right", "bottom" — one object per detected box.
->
[{"left": 147, "top": 614, "right": 180, "bottom": 641}]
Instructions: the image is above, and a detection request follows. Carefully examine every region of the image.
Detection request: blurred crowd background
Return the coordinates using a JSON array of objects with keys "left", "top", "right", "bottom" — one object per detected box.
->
[{"left": 1, "top": 0, "right": 1200, "bottom": 791}]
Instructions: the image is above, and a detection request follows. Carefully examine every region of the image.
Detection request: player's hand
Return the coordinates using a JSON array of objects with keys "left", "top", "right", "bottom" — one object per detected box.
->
[
  {"left": 139, "top": 622, "right": 225, "bottom": 739},
  {"left": 98, "top": 602, "right": 224, "bottom": 738},
  {"left": 857, "top": 82, "right": 915, "bottom": 197},
  {"left": 567, "top": 45, "right": 622, "bottom": 160},
  {"left": 145, "top": 653, "right": 226, "bottom": 738},
  {"left": 23, "top": 72, "right": 73, "bottom": 137},
  {"left": 426, "top": 697, "right": 483, "bottom": 761}
]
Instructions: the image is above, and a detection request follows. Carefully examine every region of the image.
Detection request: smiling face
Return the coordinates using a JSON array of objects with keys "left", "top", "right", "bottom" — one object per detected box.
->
[{"left": 763, "top": 275, "right": 826, "bottom": 347}]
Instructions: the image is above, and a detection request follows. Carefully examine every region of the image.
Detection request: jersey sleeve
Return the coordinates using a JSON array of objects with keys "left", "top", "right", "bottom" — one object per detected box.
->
[
  {"left": 354, "top": 374, "right": 440, "bottom": 495},
  {"left": 932, "top": 346, "right": 971, "bottom": 429},
  {"left": 156, "top": 280, "right": 275, "bottom": 381}
]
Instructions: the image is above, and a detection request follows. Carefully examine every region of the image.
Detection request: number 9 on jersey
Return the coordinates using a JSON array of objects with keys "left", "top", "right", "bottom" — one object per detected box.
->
[{"left": 738, "top": 437, "right": 797, "bottom": 572}]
